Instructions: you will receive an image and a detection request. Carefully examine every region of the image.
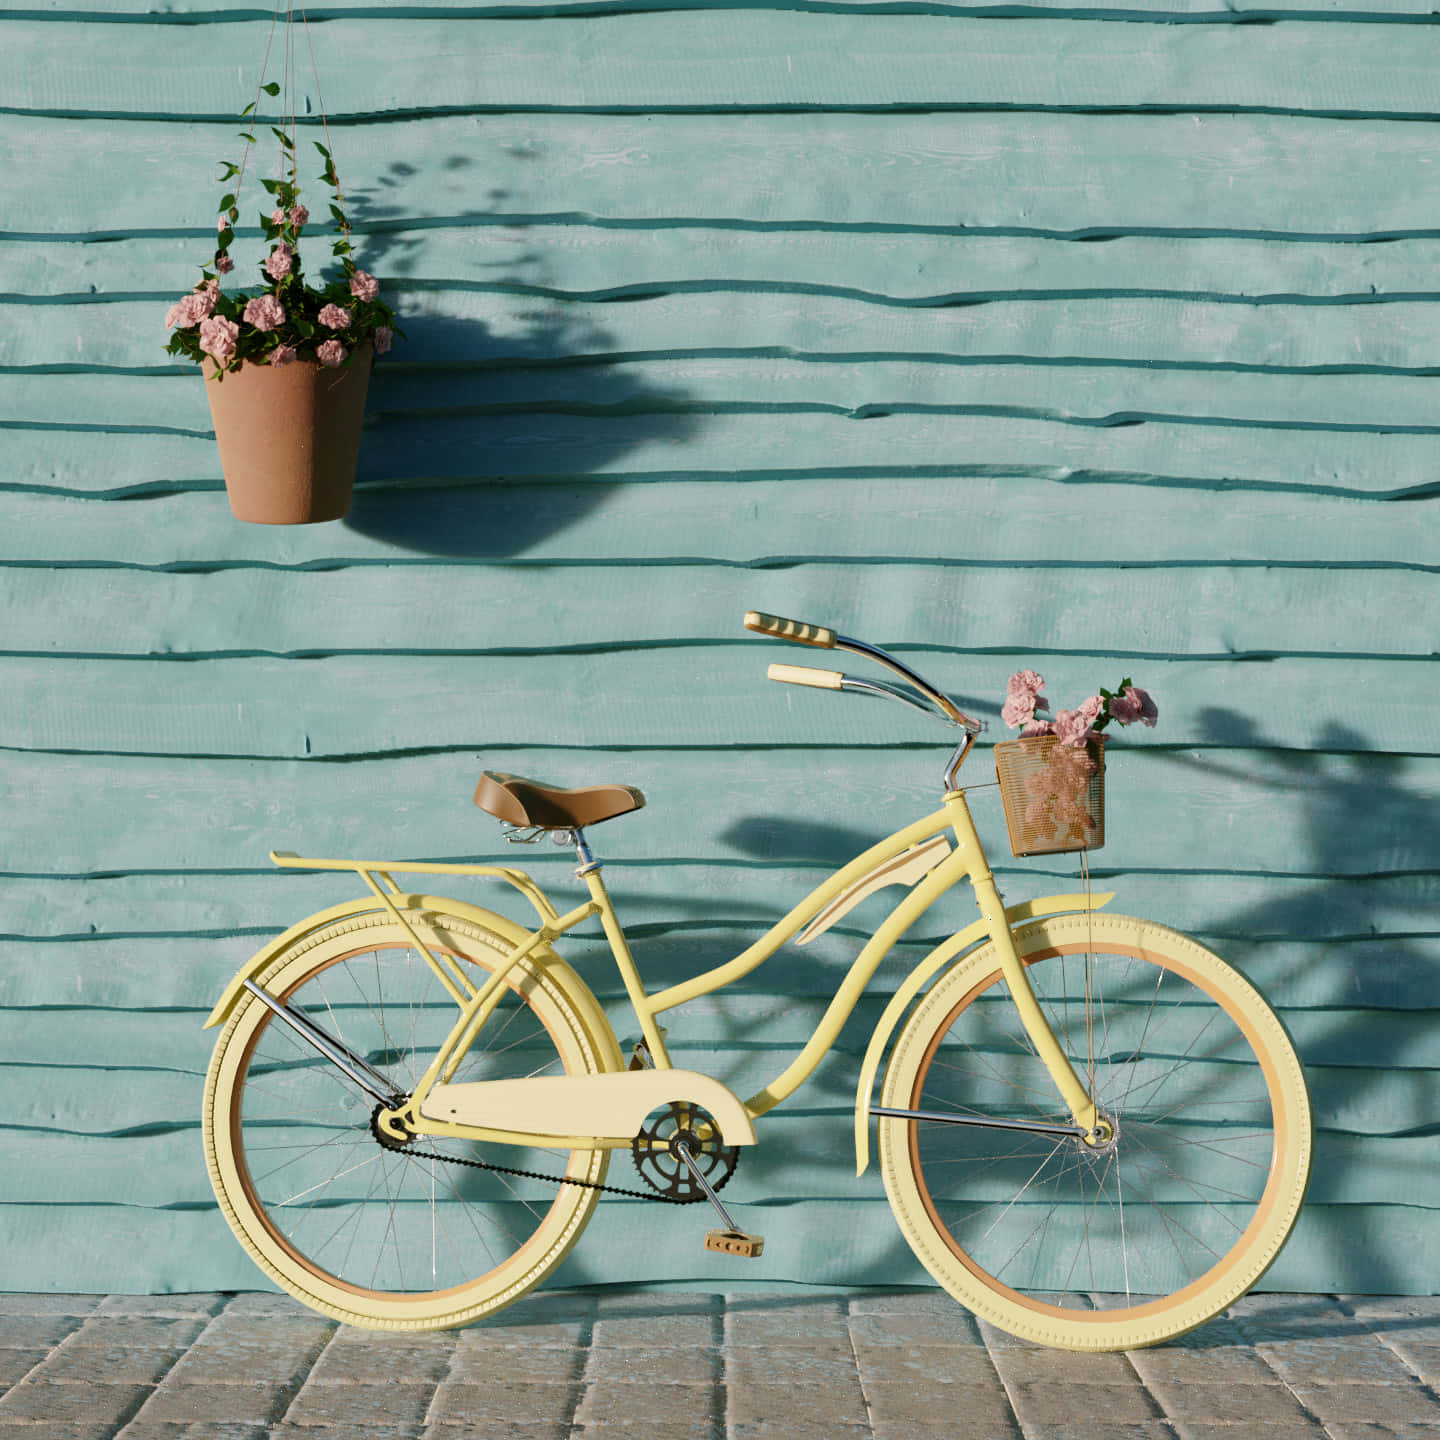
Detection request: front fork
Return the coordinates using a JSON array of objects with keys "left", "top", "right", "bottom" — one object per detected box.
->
[{"left": 948, "top": 793, "right": 1108, "bottom": 1145}]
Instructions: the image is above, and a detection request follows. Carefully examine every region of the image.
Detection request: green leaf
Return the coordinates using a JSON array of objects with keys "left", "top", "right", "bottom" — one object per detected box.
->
[
  {"left": 260, "top": 178, "right": 282, "bottom": 195},
  {"left": 218, "top": 193, "right": 236, "bottom": 212},
  {"left": 238, "top": 132, "right": 255, "bottom": 143},
  {"left": 262, "top": 81, "right": 280, "bottom": 96},
  {"left": 313, "top": 141, "right": 331, "bottom": 158},
  {"left": 240, "top": 102, "right": 256, "bottom": 118}
]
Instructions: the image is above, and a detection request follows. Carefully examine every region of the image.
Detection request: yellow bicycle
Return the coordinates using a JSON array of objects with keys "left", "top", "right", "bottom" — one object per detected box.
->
[{"left": 200, "top": 612, "right": 1311, "bottom": 1350}]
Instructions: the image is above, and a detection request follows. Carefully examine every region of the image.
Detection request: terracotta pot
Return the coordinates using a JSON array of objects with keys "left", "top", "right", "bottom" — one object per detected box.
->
[{"left": 205, "top": 345, "right": 373, "bottom": 524}]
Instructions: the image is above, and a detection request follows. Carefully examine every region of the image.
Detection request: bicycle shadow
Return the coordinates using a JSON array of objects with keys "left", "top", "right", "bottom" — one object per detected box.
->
[
  {"left": 1132, "top": 711, "right": 1440, "bottom": 1298},
  {"left": 552, "top": 715, "right": 1440, "bottom": 1307},
  {"left": 338, "top": 158, "right": 701, "bottom": 557}
]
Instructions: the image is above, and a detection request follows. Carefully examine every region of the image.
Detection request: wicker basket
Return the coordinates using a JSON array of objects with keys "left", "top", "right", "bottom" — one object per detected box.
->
[{"left": 994, "top": 734, "right": 1106, "bottom": 857}]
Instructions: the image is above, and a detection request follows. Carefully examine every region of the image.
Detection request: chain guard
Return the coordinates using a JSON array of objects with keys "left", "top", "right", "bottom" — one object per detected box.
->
[{"left": 631, "top": 1102, "right": 740, "bottom": 1204}]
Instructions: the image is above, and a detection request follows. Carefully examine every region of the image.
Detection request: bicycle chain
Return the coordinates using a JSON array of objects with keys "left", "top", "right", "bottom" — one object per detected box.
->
[{"left": 371, "top": 1109, "right": 730, "bottom": 1205}]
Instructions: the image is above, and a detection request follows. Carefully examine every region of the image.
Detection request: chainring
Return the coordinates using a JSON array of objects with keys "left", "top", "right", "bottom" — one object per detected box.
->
[{"left": 631, "top": 1102, "right": 739, "bottom": 1204}]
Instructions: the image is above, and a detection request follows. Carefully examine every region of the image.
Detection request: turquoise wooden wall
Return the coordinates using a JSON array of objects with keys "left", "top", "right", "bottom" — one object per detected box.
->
[{"left": 1, "top": 0, "right": 1437, "bottom": 1297}]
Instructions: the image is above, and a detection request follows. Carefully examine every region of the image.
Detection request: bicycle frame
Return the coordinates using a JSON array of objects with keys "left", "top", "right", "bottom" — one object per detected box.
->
[{"left": 208, "top": 787, "right": 1112, "bottom": 1162}]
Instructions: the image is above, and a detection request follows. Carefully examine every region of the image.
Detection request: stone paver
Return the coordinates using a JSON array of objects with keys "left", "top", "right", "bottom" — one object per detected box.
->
[{"left": 0, "top": 1290, "right": 1435, "bottom": 1436}]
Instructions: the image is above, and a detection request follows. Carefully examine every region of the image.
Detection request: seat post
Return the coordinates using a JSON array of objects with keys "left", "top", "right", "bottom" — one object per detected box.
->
[{"left": 571, "top": 828, "right": 601, "bottom": 876}]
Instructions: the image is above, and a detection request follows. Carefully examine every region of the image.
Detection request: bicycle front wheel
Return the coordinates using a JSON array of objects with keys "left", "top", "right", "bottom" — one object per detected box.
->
[
  {"left": 880, "top": 913, "right": 1311, "bottom": 1350},
  {"left": 203, "top": 907, "right": 618, "bottom": 1330}
]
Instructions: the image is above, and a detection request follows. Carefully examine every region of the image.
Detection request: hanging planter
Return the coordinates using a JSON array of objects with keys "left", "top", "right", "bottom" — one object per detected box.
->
[
  {"left": 163, "top": 38, "right": 402, "bottom": 524},
  {"left": 204, "top": 344, "right": 373, "bottom": 524}
]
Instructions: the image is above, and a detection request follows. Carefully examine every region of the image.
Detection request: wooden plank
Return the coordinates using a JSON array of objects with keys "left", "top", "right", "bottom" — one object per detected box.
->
[
  {"left": 0, "top": 746, "right": 1433, "bottom": 876},
  {"left": 11, "top": 16, "right": 1440, "bottom": 119},
  {"left": 10, "top": 992, "right": 1438, "bottom": 1128},
  {"left": 3, "top": 913, "right": 1436, "bottom": 1022},
  {"left": 20, "top": 291, "right": 1440, "bottom": 378},
  {"left": 5, "top": 866, "right": 1434, "bottom": 956},
  {"left": 0, "top": 563, "right": 1431, "bottom": 658},
  {"left": 11, "top": 409, "right": 1440, "bottom": 500},
  {"left": 0, "top": 1099, "right": 1430, "bottom": 1207},
  {"left": 8, "top": 0, "right": 1440, "bottom": 20},
  {"left": 0, "top": 1198, "right": 1431, "bottom": 1297},
  {"left": 0, "top": 652, "right": 1434, "bottom": 757},
  {"left": 17, "top": 230, "right": 1440, "bottom": 306},
  {"left": 14, "top": 406, "right": 1440, "bottom": 506},
  {"left": 13, "top": 358, "right": 1440, "bottom": 442},
  {"left": 11, "top": 112, "right": 1440, "bottom": 237},
  {"left": 0, "top": 478, "right": 1434, "bottom": 568}
]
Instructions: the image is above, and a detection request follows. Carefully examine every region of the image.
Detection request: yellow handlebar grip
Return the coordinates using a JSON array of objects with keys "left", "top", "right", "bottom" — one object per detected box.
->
[
  {"left": 768, "top": 663, "right": 844, "bottom": 690},
  {"left": 744, "top": 611, "right": 838, "bottom": 649}
]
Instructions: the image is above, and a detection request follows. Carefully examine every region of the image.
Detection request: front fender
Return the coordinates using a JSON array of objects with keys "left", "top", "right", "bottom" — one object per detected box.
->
[
  {"left": 853, "top": 890, "right": 1114, "bottom": 1176},
  {"left": 202, "top": 895, "right": 623, "bottom": 1074}
]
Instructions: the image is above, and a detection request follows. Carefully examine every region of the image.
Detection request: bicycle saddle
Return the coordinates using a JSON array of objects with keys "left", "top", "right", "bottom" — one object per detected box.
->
[{"left": 474, "top": 770, "right": 646, "bottom": 831}]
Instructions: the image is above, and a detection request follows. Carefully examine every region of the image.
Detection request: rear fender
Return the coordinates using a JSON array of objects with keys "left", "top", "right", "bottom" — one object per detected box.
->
[{"left": 203, "top": 895, "right": 623, "bottom": 1073}]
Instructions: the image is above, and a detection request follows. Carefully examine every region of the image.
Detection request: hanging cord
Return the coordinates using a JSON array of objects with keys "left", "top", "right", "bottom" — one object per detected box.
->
[
  {"left": 229, "top": 0, "right": 285, "bottom": 228},
  {"left": 301, "top": 2, "right": 350, "bottom": 243},
  {"left": 224, "top": 0, "right": 344, "bottom": 260}
]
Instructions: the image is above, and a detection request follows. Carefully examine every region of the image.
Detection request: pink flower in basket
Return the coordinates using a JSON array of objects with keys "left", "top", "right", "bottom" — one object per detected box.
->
[
  {"left": 1053, "top": 696, "right": 1103, "bottom": 748},
  {"left": 1110, "top": 685, "right": 1159, "bottom": 727}
]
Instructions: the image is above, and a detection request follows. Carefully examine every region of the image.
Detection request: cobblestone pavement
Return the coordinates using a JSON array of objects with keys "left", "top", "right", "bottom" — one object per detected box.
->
[{"left": 1, "top": 1290, "right": 1438, "bottom": 1439}]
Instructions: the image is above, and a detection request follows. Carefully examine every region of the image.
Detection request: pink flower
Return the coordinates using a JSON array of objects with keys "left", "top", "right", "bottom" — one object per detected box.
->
[
  {"left": 215, "top": 252, "right": 234, "bottom": 274},
  {"left": 217, "top": 216, "right": 229, "bottom": 232},
  {"left": 349, "top": 269, "right": 379, "bottom": 301},
  {"left": 164, "top": 290, "right": 213, "bottom": 329},
  {"left": 243, "top": 294, "right": 286, "bottom": 332},
  {"left": 265, "top": 242, "right": 294, "bottom": 280},
  {"left": 270, "top": 208, "right": 286, "bottom": 226},
  {"left": 318, "top": 303, "right": 351, "bottom": 330},
  {"left": 198, "top": 315, "right": 240, "bottom": 364},
  {"left": 1053, "top": 700, "right": 1102, "bottom": 748},
  {"left": 1007, "top": 670, "right": 1046, "bottom": 698},
  {"left": 1121, "top": 685, "right": 1158, "bottom": 727},
  {"left": 269, "top": 344, "right": 297, "bottom": 366},
  {"left": 317, "top": 339, "right": 347, "bottom": 368},
  {"left": 373, "top": 326, "right": 393, "bottom": 355},
  {"left": 1020, "top": 719, "right": 1054, "bottom": 737},
  {"left": 290, "top": 204, "right": 309, "bottom": 230}
]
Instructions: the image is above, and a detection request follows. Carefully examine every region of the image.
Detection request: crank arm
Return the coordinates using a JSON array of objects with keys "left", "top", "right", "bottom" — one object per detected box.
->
[
  {"left": 241, "top": 979, "right": 404, "bottom": 1108},
  {"left": 673, "top": 1139, "right": 741, "bottom": 1231},
  {"left": 870, "top": 1105, "right": 1088, "bottom": 1140}
]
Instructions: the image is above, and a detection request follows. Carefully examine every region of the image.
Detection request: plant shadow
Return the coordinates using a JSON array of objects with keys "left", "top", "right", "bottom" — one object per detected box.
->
[{"left": 337, "top": 159, "right": 701, "bottom": 557}]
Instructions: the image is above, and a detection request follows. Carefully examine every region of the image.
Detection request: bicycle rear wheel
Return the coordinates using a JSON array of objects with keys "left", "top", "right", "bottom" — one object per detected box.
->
[
  {"left": 203, "top": 907, "right": 618, "bottom": 1330},
  {"left": 880, "top": 913, "right": 1311, "bottom": 1350}
]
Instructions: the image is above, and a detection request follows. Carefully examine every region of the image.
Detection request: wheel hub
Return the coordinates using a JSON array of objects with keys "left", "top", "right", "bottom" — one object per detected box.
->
[{"left": 1079, "top": 1110, "right": 1119, "bottom": 1156}]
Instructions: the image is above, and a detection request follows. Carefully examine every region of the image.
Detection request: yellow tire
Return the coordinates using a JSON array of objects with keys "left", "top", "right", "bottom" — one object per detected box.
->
[
  {"left": 879, "top": 913, "right": 1311, "bottom": 1350},
  {"left": 202, "top": 907, "right": 618, "bottom": 1330}
]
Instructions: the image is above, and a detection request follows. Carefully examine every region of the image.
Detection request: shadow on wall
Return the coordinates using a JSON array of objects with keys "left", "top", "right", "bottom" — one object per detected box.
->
[
  {"left": 630, "top": 716, "right": 1440, "bottom": 1297},
  {"left": 1183, "top": 713, "right": 1440, "bottom": 1297},
  {"left": 338, "top": 158, "right": 701, "bottom": 557}
]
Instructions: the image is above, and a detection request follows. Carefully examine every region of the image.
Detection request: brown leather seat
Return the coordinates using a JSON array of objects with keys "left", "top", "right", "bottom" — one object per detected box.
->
[{"left": 474, "top": 770, "right": 646, "bottom": 831}]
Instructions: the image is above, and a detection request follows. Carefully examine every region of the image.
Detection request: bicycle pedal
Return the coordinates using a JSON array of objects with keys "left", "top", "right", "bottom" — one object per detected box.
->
[{"left": 705, "top": 1228, "right": 764, "bottom": 1259}]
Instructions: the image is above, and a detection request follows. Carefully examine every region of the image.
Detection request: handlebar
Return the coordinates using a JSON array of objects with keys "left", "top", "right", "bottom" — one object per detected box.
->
[{"left": 745, "top": 610, "right": 984, "bottom": 737}]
